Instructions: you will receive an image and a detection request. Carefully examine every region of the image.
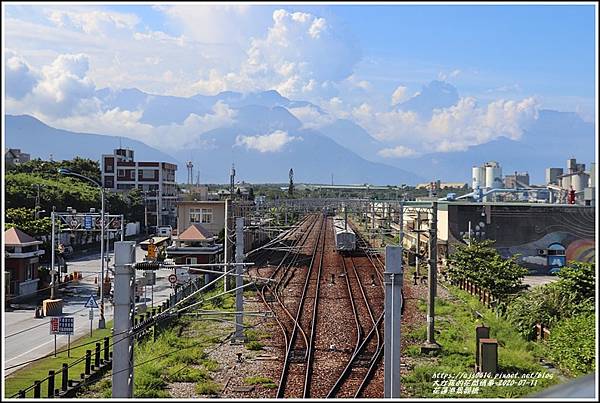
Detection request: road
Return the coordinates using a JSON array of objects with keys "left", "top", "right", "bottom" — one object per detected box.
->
[{"left": 4, "top": 246, "right": 177, "bottom": 376}]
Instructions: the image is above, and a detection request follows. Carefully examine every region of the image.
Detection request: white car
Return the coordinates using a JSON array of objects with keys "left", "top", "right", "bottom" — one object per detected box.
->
[{"left": 157, "top": 226, "right": 173, "bottom": 237}]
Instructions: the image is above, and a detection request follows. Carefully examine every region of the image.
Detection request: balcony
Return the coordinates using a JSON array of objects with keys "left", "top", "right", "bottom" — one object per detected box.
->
[{"left": 5, "top": 249, "right": 45, "bottom": 259}]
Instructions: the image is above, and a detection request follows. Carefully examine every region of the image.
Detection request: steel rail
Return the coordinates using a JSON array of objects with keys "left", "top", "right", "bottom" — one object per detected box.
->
[
  {"left": 276, "top": 213, "right": 325, "bottom": 398},
  {"left": 302, "top": 214, "right": 327, "bottom": 398}
]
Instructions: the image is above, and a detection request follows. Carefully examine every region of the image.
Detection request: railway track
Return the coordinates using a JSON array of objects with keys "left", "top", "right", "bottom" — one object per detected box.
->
[{"left": 253, "top": 214, "right": 387, "bottom": 398}]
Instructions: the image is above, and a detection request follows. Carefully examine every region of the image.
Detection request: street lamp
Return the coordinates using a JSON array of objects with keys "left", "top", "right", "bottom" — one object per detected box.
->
[{"left": 58, "top": 168, "right": 107, "bottom": 329}]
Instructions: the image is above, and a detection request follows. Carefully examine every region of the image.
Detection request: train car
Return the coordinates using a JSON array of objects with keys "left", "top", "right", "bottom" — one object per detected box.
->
[{"left": 333, "top": 216, "right": 356, "bottom": 252}]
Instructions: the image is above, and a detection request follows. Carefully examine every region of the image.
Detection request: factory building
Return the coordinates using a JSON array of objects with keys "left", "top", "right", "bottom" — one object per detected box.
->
[
  {"left": 504, "top": 172, "right": 530, "bottom": 189},
  {"left": 546, "top": 168, "right": 564, "bottom": 185}
]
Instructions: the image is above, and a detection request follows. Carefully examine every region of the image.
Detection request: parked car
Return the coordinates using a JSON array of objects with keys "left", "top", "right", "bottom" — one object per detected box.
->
[{"left": 157, "top": 226, "right": 173, "bottom": 238}]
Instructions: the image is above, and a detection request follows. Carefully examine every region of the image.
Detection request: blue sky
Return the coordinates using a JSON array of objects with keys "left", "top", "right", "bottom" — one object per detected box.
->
[{"left": 3, "top": 3, "right": 597, "bottom": 155}]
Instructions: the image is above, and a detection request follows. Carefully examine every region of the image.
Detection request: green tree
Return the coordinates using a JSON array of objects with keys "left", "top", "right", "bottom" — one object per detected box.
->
[
  {"left": 4, "top": 208, "right": 53, "bottom": 236},
  {"left": 447, "top": 239, "right": 528, "bottom": 299}
]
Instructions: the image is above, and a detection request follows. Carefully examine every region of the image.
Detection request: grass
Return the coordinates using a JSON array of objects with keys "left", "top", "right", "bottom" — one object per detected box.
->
[
  {"left": 244, "top": 376, "right": 277, "bottom": 389},
  {"left": 401, "top": 286, "right": 561, "bottom": 398},
  {"left": 245, "top": 341, "right": 264, "bottom": 351},
  {"left": 4, "top": 320, "right": 114, "bottom": 398},
  {"left": 195, "top": 380, "right": 221, "bottom": 396}
]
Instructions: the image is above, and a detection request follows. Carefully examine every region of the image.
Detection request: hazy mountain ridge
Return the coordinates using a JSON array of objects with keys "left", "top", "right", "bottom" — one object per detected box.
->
[{"left": 6, "top": 84, "right": 595, "bottom": 186}]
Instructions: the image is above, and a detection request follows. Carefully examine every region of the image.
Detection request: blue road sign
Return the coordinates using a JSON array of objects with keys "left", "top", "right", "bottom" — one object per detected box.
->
[
  {"left": 84, "top": 215, "right": 93, "bottom": 230},
  {"left": 84, "top": 295, "right": 99, "bottom": 309}
]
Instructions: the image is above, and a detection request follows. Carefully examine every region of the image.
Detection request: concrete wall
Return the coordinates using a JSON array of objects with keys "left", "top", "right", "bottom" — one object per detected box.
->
[{"left": 440, "top": 203, "right": 595, "bottom": 273}]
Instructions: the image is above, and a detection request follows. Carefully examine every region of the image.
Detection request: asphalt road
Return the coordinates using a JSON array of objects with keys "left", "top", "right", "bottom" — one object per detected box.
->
[{"left": 4, "top": 246, "right": 177, "bottom": 376}]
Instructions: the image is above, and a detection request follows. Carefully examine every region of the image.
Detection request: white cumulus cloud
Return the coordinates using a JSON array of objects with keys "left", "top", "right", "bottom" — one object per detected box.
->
[
  {"left": 5, "top": 51, "right": 38, "bottom": 99},
  {"left": 235, "top": 130, "right": 302, "bottom": 152},
  {"left": 391, "top": 85, "right": 408, "bottom": 105},
  {"left": 288, "top": 105, "right": 335, "bottom": 129},
  {"left": 378, "top": 145, "right": 418, "bottom": 158},
  {"left": 352, "top": 95, "right": 539, "bottom": 153}
]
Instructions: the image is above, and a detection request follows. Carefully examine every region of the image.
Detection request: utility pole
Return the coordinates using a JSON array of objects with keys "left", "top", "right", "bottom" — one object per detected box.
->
[
  {"left": 143, "top": 191, "right": 148, "bottom": 236},
  {"left": 99, "top": 188, "right": 106, "bottom": 329},
  {"left": 416, "top": 213, "right": 421, "bottom": 277},
  {"left": 112, "top": 241, "right": 135, "bottom": 398},
  {"left": 50, "top": 210, "right": 56, "bottom": 300},
  {"left": 422, "top": 201, "right": 441, "bottom": 352},
  {"left": 224, "top": 198, "right": 230, "bottom": 292},
  {"left": 384, "top": 245, "right": 403, "bottom": 398},
  {"left": 234, "top": 217, "right": 245, "bottom": 342}
]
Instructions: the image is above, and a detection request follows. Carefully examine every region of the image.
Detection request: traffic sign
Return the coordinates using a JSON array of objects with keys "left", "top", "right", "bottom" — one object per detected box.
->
[
  {"left": 89, "top": 309, "right": 94, "bottom": 320},
  {"left": 168, "top": 274, "right": 177, "bottom": 284},
  {"left": 50, "top": 317, "right": 74, "bottom": 335},
  {"left": 84, "top": 295, "right": 99, "bottom": 309},
  {"left": 84, "top": 215, "right": 93, "bottom": 230}
]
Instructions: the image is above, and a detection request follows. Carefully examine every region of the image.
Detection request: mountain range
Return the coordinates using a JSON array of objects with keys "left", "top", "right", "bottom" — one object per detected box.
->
[{"left": 5, "top": 82, "right": 595, "bottom": 185}]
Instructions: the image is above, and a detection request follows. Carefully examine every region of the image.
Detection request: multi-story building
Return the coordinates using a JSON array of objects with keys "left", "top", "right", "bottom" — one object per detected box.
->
[{"left": 101, "top": 148, "right": 178, "bottom": 227}]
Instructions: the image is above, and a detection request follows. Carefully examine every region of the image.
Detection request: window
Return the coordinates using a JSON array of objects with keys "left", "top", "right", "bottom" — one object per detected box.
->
[
  {"left": 140, "top": 169, "right": 156, "bottom": 179},
  {"left": 186, "top": 257, "right": 197, "bottom": 265},
  {"left": 26, "top": 263, "right": 35, "bottom": 280},
  {"left": 190, "top": 208, "right": 202, "bottom": 223},
  {"left": 190, "top": 208, "right": 213, "bottom": 224},
  {"left": 202, "top": 208, "right": 213, "bottom": 224}
]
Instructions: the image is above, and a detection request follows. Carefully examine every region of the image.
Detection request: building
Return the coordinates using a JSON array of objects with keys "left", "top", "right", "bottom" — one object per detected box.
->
[
  {"left": 176, "top": 199, "right": 263, "bottom": 254},
  {"left": 176, "top": 200, "right": 227, "bottom": 237},
  {"left": 5, "top": 228, "right": 45, "bottom": 302},
  {"left": 416, "top": 181, "right": 467, "bottom": 190},
  {"left": 504, "top": 172, "right": 530, "bottom": 189},
  {"left": 101, "top": 148, "right": 178, "bottom": 227},
  {"left": 5, "top": 148, "right": 30, "bottom": 166},
  {"left": 546, "top": 168, "right": 564, "bottom": 185},
  {"left": 167, "top": 223, "right": 223, "bottom": 266}
]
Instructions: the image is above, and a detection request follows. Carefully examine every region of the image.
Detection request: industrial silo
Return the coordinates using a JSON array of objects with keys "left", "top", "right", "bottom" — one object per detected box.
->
[
  {"left": 485, "top": 162, "right": 503, "bottom": 189},
  {"left": 472, "top": 166, "right": 485, "bottom": 189},
  {"left": 571, "top": 173, "right": 590, "bottom": 192}
]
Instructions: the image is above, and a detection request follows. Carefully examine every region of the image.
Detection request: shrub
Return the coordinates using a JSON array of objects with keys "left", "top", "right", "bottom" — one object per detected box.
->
[
  {"left": 505, "top": 283, "right": 578, "bottom": 339},
  {"left": 555, "top": 262, "right": 595, "bottom": 302},
  {"left": 547, "top": 313, "right": 595, "bottom": 376}
]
